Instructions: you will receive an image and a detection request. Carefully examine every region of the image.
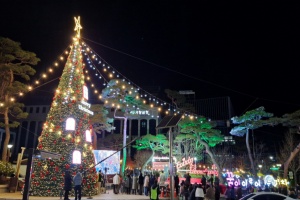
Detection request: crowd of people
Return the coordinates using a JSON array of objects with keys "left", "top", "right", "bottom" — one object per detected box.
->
[
  {"left": 105, "top": 171, "right": 161, "bottom": 200},
  {"left": 178, "top": 173, "right": 221, "bottom": 200},
  {"left": 65, "top": 169, "right": 300, "bottom": 200}
]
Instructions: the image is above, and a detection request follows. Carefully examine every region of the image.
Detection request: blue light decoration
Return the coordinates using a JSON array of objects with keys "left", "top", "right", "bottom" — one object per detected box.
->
[{"left": 93, "top": 150, "right": 120, "bottom": 174}]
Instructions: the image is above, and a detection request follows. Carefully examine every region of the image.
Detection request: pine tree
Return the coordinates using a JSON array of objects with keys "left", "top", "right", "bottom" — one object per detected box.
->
[
  {"left": 0, "top": 37, "right": 40, "bottom": 162},
  {"left": 230, "top": 106, "right": 273, "bottom": 177},
  {"left": 30, "top": 17, "right": 98, "bottom": 196}
]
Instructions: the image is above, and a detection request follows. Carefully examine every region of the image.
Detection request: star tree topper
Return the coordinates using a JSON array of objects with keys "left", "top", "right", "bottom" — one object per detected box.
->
[{"left": 74, "top": 16, "right": 82, "bottom": 38}]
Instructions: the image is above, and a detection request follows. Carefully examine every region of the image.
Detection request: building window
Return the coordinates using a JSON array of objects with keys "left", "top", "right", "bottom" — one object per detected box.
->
[
  {"left": 141, "top": 121, "right": 146, "bottom": 128},
  {"left": 29, "top": 107, "right": 33, "bottom": 113},
  {"left": 42, "top": 107, "right": 46, "bottom": 113},
  {"left": 72, "top": 150, "right": 81, "bottom": 164},
  {"left": 140, "top": 119, "right": 147, "bottom": 135},
  {"left": 66, "top": 118, "right": 76, "bottom": 131},
  {"left": 36, "top": 107, "right": 40, "bottom": 113},
  {"left": 85, "top": 130, "right": 92, "bottom": 142},
  {"left": 131, "top": 120, "right": 138, "bottom": 136}
]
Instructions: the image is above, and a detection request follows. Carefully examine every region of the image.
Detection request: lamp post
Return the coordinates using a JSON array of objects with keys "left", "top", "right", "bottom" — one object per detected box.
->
[
  {"left": 6, "top": 144, "right": 13, "bottom": 176},
  {"left": 194, "top": 157, "right": 197, "bottom": 169}
]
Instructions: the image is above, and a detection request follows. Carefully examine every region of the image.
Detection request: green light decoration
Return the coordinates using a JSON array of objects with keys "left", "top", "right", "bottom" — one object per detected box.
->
[
  {"left": 230, "top": 106, "right": 274, "bottom": 177},
  {"left": 132, "top": 134, "right": 169, "bottom": 171},
  {"left": 30, "top": 18, "right": 98, "bottom": 196},
  {"left": 100, "top": 79, "right": 150, "bottom": 175},
  {"left": 173, "top": 133, "right": 204, "bottom": 164},
  {"left": 178, "top": 116, "right": 224, "bottom": 182},
  {"left": 270, "top": 167, "right": 279, "bottom": 171}
]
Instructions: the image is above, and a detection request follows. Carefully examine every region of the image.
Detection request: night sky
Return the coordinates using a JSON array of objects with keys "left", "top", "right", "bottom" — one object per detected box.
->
[{"left": 1, "top": 0, "right": 300, "bottom": 117}]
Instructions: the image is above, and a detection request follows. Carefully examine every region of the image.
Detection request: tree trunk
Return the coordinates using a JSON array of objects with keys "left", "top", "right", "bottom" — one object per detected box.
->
[
  {"left": 246, "top": 129, "right": 256, "bottom": 176},
  {"left": 2, "top": 103, "right": 10, "bottom": 161},
  {"left": 197, "top": 135, "right": 223, "bottom": 184},
  {"left": 283, "top": 142, "right": 300, "bottom": 178},
  {"left": 142, "top": 150, "right": 155, "bottom": 172}
]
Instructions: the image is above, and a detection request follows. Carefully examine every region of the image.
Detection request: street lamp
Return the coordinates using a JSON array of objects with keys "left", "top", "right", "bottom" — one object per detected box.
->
[
  {"left": 6, "top": 144, "right": 13, "bottom": 176},
  {"left": 194, "top": 157, "right": 197, "bottom": 169}
]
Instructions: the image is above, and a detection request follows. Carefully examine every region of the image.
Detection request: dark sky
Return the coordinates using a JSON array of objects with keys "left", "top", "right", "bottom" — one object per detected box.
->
[{"left": 1, "top": 0, "right": 300, "bottom": 117}]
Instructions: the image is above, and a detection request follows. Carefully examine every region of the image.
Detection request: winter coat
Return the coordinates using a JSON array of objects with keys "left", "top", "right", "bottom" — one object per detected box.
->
[
  {"left": 188, "top": 186, "right": 196, "bottom": 200},
  {"left": 132, "top": 176, "right": 138, "bottom": 189},
  {"left": 64, "top": 171, "right": 72, "bottom": 190},
  {"left": 73, "top": 172, "right": 82, "bottom": 186},
  {"left": 125, "top": 176, "right": 131, "bottom": 188},
  {"left": 195, "top": 187, "right": 204, "bottom": 197},
  {"left": 204, "top": 187, "right": 215, "bottom": 200},
  {"left": 138, "top": 174, "right": 144, "bottom": 185},
  {"left": 113, "top": 174, "right": 120, "bottom": 185},
  {"left": 144, "top": 175, "right": 149, "bottom": 187}
]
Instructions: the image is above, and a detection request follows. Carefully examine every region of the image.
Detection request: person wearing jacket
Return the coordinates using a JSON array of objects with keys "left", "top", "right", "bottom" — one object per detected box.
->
[
  {"left": 113, "top": 173, "right": 120, "bottom": 194},
  {"left": 64, "top": 170, "right": 72, "bottom": 200},
  {"left": 188, "top": 184, "right": 197, "bottom": 200},
  {"left": 204, "top": 185, "right": 215, "bottom": 200},
  {"left": 195, "top": 184, "right": 204, "bottom": 200},
  {"left": 73, "top": 172, "right": 82, "bottom": 200},
  {"left": 144, "top": 174, "right": 150, "bottom": 196},
  {"left": 150, "top": 180, "right": 160, "bottom": 200},
  {"left": 138, "top": 173, "right": 144, "bottom": 195},
  {"left": 132, "top": 174, "right": 138, "bottom": 194}
]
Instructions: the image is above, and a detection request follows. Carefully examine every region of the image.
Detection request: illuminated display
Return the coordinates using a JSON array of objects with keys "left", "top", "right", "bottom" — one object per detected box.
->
[{"left": 93, "top": 150, "right": 120, "bottom": 174}]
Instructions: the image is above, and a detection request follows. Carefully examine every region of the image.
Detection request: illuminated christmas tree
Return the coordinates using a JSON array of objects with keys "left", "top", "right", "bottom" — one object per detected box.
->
[{"left": 30, "top": 17, "right": 98, "bottom": 196}]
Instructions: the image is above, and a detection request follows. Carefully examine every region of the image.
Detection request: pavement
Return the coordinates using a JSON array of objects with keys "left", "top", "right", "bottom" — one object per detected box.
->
[{"left": 0, "top": 189, "right": 173, "bottom": 200}]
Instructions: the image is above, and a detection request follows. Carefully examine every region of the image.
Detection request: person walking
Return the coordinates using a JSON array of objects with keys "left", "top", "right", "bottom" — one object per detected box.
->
[
  {"left": 229, "top": 185, "right": 236, "bottom": 200},
  {"left": 113, "top": 173, "right": 120, "bottom": 194},
  {"left": 174, "top": 174, "right": 180, "bottom": 197},
  {"left": 73, "top": 171, "right": 82, "bottom": 200},
  {"left": 149, "top": 174, "right": 156, "bottom": 189},
  {"left": 195, "top": 184, "right": 204, "bottom": 200},
  {"left": 64, "top": 170, "right": 72, "bottom": 200},
  {"left": 188, "top": 183, "right": 197, "bottom": 200},
  {"left": 236, "top": 186, "right": 242, "bottom": 199},
  {"left": 98, "top": 170, "right": 103, "bottom": 193},
  {"left": 185, "top": 173, "right": 191, "bottom": 186},
  {"left": 201, "top": 175, "right": 206, "bottom": 194},
  {"left": 224, "top": 185, "right": 231, "bottom": 200},
  {"left": 150, "top": 180, "right": 160, "bottom": 200},
  {"left": 215, "top": 184, "right": 221, "bottom": 200},
  {"left": 144, "top": 173, "right": 150, "bottom": 196},
  {"left": 204, "top": 185, "right": 214, "bottom": 200},
  {"left": 138, "top": 172, "right": 144, "bottom": 195},
  {"left": 132, "top": 174, "right": 138, "bottom": 194},
  {"left": 208, "top": 174, "right": 214, "bottom": 187},
  {"left": 125, "top": 174, "right": 131, "bottom": 194}
]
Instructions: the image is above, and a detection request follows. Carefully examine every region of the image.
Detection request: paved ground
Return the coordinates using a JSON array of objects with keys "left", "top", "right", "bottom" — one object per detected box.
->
[{"left": 0, "top": 189, "right": 173, "bottom": 200}]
